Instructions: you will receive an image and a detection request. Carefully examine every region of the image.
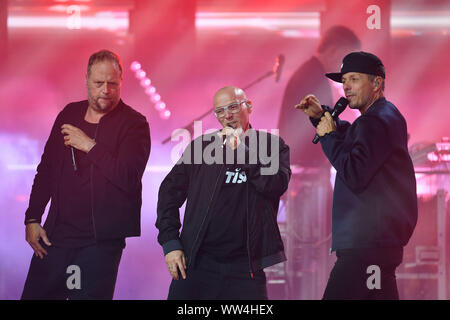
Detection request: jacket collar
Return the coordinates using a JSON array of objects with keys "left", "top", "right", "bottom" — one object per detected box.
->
[{"left": 364, "top": 97, "right": 386, "bottom": 115}]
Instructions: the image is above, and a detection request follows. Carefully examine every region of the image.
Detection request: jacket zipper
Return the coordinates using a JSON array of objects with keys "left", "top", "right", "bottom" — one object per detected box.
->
[
  {"left": 246, "top": 180, "right": 256, "bottom": 279},
  {"left": 90, "top": 123, "right": 99, "bottom": 241},
  {"left": 187, "top": 163, "right": 225, "bottom": 268}
]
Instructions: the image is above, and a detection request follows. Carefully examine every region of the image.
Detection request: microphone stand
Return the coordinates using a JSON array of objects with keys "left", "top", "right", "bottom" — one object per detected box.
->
[
  {"left": 161, "top": 108, "right": 212, "bottom": 144},
  {"left": 242, "top": 70, "right": 274, "bottom": 90},
  {"left": 161, "top": 70, "right": 276, "bottom": 144}
]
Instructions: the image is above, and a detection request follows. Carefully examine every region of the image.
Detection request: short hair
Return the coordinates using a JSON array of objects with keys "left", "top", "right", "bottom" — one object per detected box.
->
[
  {"left": 317, "top": 26, "right": 361, "bottom": 54},
  {"left": 87, "top": 49, "right": 123, "bottom": 79}
]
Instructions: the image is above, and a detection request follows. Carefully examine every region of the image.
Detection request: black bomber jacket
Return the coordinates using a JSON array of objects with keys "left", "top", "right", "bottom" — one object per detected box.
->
[
  {"left": 25, "top": 99, "right": 151, "bottom": 240},
  {"left": 156, "top": 129, "right": 291, "bottom": 274}
]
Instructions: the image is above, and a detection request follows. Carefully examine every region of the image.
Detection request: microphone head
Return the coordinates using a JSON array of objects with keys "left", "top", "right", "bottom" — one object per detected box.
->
[
  {"left": 274, "top": 54, "right": 285, "bottom": 82},
  {"left": 332, "top": 97, "right": 349, "bottom": 117}
]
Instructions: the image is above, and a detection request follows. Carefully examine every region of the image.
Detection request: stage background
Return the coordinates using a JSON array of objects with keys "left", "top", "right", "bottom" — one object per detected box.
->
[{"left": 0, "top": 0, "right": 449, "bottom": 300}]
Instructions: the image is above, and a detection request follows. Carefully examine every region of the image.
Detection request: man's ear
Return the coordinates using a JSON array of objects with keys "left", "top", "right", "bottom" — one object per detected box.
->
[
  {"left": 246, "top": 100, "right": 253, "bottom": 113},
  {"left": 373, "top": 76, "right": 382, "bottom": 91}
]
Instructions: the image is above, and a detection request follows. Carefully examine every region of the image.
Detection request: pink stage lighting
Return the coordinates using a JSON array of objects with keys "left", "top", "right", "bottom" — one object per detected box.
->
[
  {"left": 130, "top": 61, "right": 171, "bottom": 119},
  {"left": 140, "top": 78, "right": 151, "bottom": 87},
  {"left": 151, "top": 94, "right": 161, "bottom": 103},
  {"left": 155, "top": 102, "right": 166, "bottom": 111},
  {"left": 145, "top": 86, "right": 156, "bottom": 95},
  {"left": 130, "top": 61, "right": 141, "bottom": 71},
  {"left": 136, "top": 70, "right": 146, "bottom": 79},
  {"left": 161, "top": 110, "right": 171, "bottom": 120}
]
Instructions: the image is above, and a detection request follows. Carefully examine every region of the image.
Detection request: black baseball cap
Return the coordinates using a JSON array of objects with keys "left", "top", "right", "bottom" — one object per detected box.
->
[{"left": 325, "top": 51, "right": 385, "bottom": 83}]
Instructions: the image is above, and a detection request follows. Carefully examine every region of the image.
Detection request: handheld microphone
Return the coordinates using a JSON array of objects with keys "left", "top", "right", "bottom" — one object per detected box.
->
[
  {"left": 312, "top": 97, "right": 348, "bottom": 144},
  {"left": 273, "top": 54, "right": 285, "bottom": 82},
  {"left": 222, "top": 125, "right": 236, "bottom": 146},
  {"left": 222, "top": 125, "right": 243, "bottom": 149},
  {"left": 71, "top": 147, "right": 77, "bottom": 171}
]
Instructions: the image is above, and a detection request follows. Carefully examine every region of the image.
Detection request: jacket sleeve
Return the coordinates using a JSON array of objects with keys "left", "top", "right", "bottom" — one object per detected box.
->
[
  {"left": 86, "top": 116, "right": 151, "bottom": 194},
  {"left": 155, "top": 158, "right": 190, "bottom": 255},
  {"left": 24, "top": 113, "right": 62, "bottom": 224},
  {"left": 320, "top": 115, "right": 392, "bottom": 193},
  {"left": 246, "top": 135, "right": 291, "bottom": 198}
]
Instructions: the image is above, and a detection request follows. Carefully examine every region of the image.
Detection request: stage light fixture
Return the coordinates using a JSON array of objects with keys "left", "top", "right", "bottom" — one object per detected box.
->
[{"left": 130, "top": 61, "right": 170, "bottom": 119}]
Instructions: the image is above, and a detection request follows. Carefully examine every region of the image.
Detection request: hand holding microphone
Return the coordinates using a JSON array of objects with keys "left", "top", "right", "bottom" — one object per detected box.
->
[
  {"left": 316, "top": 112, "right": 337, "bottom": 141},
  {"left": 313, "top": 97, "right": 348, "bottom": 143},
  {"left": 217, "top": 125, "right": 243, "bottom": 150},
  {"left": 296, "top": 96, "right": 348, "bottom": 144},
  {"left": 61, "top": 124, "right": 96, "bottom": 153},
  {"left": 61, "top": 124, "right": 96, "bottom": 171}
]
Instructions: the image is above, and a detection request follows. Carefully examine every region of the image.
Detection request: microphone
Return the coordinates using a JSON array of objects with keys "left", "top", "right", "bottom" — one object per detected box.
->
[
  {"left": 222, "top": 125, "right": 243, "bottom": 149},
  {"left": 273, "top": 54, "right": 285, "bottom": 82},
  {"left": 312, "top": 97, "right": 348, "bottom": 144},
  {"left": 222, "top": 125, "right": 235, "bottom": 146},
  {"left": 71, "top": 147, "right": 77, "bottom": 171}
]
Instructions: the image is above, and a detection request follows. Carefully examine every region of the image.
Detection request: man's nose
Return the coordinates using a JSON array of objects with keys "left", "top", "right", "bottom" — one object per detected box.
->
[
  {"left": 343, "top": 82, "right": 350, "bottom": 92},
  {"left": 102, "top": 83, "right": 111, "bottom": 94},
  {"left": 224, "top": 109, "right": 233, "bottom": 118}
]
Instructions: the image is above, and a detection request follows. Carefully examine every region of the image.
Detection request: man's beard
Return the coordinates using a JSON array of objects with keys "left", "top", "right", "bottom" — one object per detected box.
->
[{"left": 93, "top": 97, "right": 117, "bottom": 113}]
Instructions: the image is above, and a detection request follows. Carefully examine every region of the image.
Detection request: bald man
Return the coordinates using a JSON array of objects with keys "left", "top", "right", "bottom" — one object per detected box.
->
[{"left": 156, "top": 86, "right": 291, "bottom": 300}]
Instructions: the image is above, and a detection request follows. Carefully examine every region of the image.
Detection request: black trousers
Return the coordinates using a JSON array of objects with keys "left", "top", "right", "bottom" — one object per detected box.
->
[
  {"left": 168, "top": 254, "right": 268, "bottom": 300},
  {"left": 322, "top": 247, "right": 403, "bottom": 300},
  {"left": 21, "top": 240, "right": 123, "bottom": 300}
]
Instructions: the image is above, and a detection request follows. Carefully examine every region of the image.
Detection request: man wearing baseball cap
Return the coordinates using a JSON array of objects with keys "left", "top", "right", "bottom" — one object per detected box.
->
[{"left": 296, "top": 51, "right": 418, "bottom": 299}]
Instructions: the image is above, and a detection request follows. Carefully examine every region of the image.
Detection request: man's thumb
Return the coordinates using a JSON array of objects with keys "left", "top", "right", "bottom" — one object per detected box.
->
[{"left": 41, "top": 230, "right": 52, "bottom": 246}]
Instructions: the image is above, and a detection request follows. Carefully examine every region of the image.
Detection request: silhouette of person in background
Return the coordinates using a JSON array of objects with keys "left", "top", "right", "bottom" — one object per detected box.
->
[{"left": 278, "top": 25, "right": 361, "bottom": 168}]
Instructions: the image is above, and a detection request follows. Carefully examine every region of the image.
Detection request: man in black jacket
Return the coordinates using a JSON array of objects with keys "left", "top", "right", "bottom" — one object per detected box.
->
[
  {"left": 297, "top": 52, "right": 418, "bottom": 299},
  {"left": 21, "top": 50, "right": 151, "bottom": 299},
  {"left": 156, "top": 86, "right": 291, "bottom": 299}
]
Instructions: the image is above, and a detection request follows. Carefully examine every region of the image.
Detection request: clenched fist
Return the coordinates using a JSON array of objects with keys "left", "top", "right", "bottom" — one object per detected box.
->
[
  {"left": 316, "top": 112, "right": 337, "bottom": 137},
  {"left": 61, "top": 124, "right": 96, "bottom": 153}
]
